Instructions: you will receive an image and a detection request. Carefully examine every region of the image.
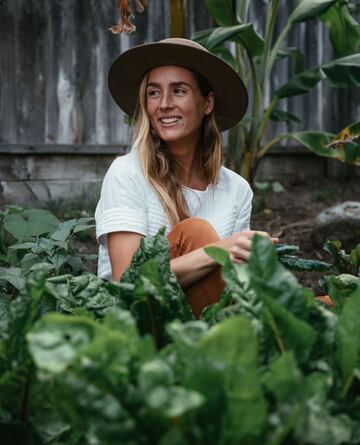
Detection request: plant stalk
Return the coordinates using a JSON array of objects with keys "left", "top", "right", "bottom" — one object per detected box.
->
[
  {"left": 254, "top": 96, "right": 280, "bottom": 149},
  {"left": 237, "top": 0, "right": 250, "bottom": 22},
  {"left": 171, "top": 0, "right": 187, "bottom": 38}
]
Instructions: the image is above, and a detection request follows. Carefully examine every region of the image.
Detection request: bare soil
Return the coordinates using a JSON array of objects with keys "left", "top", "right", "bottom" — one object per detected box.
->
[{"left": 252, "top": 176, "right": 360, "bottom": 292}]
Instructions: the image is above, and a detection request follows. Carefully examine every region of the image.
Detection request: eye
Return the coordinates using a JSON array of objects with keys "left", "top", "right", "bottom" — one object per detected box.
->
[
  {"left": 147, "top": 89, "right": 160, "bottom": 98},
  {"left": 174, "top": 87, "right": 186, "bottom": 95}
]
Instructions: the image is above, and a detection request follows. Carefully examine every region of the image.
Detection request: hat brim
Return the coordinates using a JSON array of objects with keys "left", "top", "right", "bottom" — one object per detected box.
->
[{"left": 108, "top": 41, "right": 248, "bottom": 132}]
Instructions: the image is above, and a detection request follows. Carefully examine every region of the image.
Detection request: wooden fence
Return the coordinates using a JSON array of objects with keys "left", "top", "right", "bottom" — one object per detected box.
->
[{"left": 0, "top": 0, "right": 358, "bottom": 205}]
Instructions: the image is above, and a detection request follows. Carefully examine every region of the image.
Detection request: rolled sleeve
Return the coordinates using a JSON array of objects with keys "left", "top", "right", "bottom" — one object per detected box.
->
[{"left": 95, "top": 156, "right": 148, "bottom": 244}]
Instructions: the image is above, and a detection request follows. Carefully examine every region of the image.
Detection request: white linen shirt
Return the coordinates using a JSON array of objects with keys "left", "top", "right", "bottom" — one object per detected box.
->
[{"left": 95, "top": 149, "right": 253, "bottom": 281}]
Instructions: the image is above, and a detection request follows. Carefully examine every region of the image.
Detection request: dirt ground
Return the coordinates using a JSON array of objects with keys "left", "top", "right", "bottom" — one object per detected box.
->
[{"left": 251, "top": 176, "right": 360, "bottom": 292}]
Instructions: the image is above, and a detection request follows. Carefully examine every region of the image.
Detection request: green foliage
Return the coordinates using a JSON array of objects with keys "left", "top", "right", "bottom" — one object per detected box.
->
[
  {"left": 0, "top": 207, "right": 96, "bottom": 294},
  {"left": 194, "top": 0, "right": 360, "bottom": 181},
  {"left": 1, "top": 222, "right": 360, "bottom": 444}
]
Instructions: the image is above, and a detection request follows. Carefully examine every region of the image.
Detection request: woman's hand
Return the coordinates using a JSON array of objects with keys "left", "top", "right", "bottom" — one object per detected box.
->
[{"left": 228, "top": 230, "right": 279, "bottom": 264}]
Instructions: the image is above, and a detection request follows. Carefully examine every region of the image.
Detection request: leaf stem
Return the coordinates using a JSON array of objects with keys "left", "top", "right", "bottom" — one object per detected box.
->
[
  {"left": 146, "top": 297, "right": 160, "bottom": 349},
  {"left": 268, "top": 311, "right": 285, "bottom": 353},
  {"left": 257, "top": 133, "right": 287, "bottom": 159},
  {"left": 255, "top": 96, "right": 280, "bottom": 149},
  {"left": 343, "top": 372, "right": 354, "bottom": 397},
  {"left": 20, "top": 364, "right": 33, "bottom": 422}
]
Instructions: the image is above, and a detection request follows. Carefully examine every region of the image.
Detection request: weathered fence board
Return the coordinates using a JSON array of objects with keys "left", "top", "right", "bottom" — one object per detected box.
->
[{"left": 0, "top": 0, "right": 359, "bottom": 206}]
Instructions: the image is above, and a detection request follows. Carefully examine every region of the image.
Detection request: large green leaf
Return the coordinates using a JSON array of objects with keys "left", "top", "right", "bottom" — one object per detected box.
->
[
  {"left": 288, "top": 0, "right": 337, "bottom": 24},
  {"left": 320, "top": 2, "right": 360, "bottom": 57},
  {"left": 205, "top": 0, "right": 237, "bottom": 26},
  {"left": 278, "top": 47, "right": 305, "bottom": 75},
  {"left": 270, "top": 109, "right": 304, "bottom": 126},
  {"left": 262, "top": 351, "right": 302, "bottom": 403},
  {"left": 285, "top": 131, "right": 337, "bottom": 157},
  {"left": 27, "top": 314, "right": 98, "bottom": 374},
  {"left": 336, "top": 287, "right": 360, "bottom": 394},
  {"left": 0, "top": 267, "right": 25, "bottom": 291},
  {"left": 287, "top": 124, "right": 360, "bottom": 165},
  {"left": 275, "top": 67, "right": 325, "bottom": 98},
  {"left": 199, "top": 316, "right": 267, "bottom": 443},
  {"left": 322, "top": 53, "right": 360, "bottom": 87},
  {"left": 3, "top": 209, "right": 59, "bottom": 242},
  {"left": 275, "top": 54, "right": 360, "bottom": 99},
  {"left": 193, "top": 24, "right": 264, "bottom": 58},
  {"left": 248, "top": 236, "right": 316, "bottom": 361}
]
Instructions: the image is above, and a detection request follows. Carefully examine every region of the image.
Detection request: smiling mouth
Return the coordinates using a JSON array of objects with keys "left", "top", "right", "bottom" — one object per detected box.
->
[{"left": 159, "top": 117, "right": 181, "bottom": 125}]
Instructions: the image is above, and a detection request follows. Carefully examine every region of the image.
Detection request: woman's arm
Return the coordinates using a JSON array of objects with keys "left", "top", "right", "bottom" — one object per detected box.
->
[
  {"left": 170, "top": 230, "right": 278, "bottom": 288},
  {"left": 108, "top": 231, "right": 143, "bottom": 281},
  {"left": 108, "top": 229, "right": 277, "bottom": 287}
]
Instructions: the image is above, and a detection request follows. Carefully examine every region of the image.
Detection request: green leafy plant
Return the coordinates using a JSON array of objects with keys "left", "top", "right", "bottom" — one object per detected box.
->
[
  {"left": 193, "top": 0, "right": 360, "bottom": 181},
  {"left": 1, "top": 224, "right": 360, "bottom": 444},
  {"left": 253, "top": 179, "right": 285, "bottom": 211},
  {"left": 0, "top": 207, "right": 96, "bottom": 295}
]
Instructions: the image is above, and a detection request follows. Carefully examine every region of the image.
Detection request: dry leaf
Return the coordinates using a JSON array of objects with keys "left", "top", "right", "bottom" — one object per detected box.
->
[
  {"left": 110, "top": 0, "right": 148, "bottom": 34},
  {"left": 135, "top": 0, "right": 148, "bottom": 13}
]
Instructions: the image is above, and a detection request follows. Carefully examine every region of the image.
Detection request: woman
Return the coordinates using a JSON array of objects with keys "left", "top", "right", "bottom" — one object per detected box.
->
[{"left": 95, "top": 38, "right": 278, "bottom": 317}]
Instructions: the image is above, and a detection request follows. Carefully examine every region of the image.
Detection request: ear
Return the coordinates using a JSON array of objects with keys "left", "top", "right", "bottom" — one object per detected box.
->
[{"left": 204, "top": 92, "right": 215, "bottom": 115}]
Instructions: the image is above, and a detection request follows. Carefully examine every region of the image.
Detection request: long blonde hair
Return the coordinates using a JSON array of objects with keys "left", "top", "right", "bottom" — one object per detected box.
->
[{"left": 132, "top": 70, "right": 223, "bottom": 226}]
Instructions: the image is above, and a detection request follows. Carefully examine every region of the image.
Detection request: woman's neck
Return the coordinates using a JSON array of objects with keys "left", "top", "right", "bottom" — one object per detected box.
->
[{"left": 167, "top": 143, "right": 208, "bottom": 190}]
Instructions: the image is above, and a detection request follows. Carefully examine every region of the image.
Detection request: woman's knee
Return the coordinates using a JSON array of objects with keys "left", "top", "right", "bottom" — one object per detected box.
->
[
  {"left": 168, "top": 217, "right": 220, "bottom": 252},
  {"left": 175, "top": 217, "right": 218, "bottom": 238}
]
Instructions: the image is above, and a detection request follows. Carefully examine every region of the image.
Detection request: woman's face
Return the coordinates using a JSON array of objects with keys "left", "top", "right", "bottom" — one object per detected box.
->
[{"left": 145, "top": 66, "right": 214, "bottom": 147}]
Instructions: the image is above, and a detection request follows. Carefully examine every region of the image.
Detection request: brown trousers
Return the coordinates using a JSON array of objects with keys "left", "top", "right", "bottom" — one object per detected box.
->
[{"left": 167, "top": 218, "right": 224, "bottom": 318}]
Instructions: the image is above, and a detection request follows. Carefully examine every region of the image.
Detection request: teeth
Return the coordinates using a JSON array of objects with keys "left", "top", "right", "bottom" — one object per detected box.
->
[{"left": 160, "top": 117, "right": 181, "bottom": 124}]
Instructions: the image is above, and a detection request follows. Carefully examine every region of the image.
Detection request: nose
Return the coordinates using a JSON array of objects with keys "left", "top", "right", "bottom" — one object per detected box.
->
[{"left": 159, "top": 89, "right": 174, "bottom": 110}]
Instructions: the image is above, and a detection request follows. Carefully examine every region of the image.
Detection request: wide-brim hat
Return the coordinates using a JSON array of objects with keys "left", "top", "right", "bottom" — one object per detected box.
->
[{"left": 108, "top": 38, "right": 248, "bottom": 132}]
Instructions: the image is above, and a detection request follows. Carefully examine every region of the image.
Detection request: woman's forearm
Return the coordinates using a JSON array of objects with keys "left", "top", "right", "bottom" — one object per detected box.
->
[
  {"left": 170, "top": 246, "right": 217, "bottom": 288},
  {"left": 169, "top": 235, "right": 238, "bottom": 288}
]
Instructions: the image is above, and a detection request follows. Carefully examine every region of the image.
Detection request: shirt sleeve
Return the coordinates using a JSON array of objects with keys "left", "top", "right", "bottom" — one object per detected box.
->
[
  {"left": 95, "top": 157, "right": 148, "bottom": 244},
  {"left": 232, "top": 182, "right": 253, "bottom": 233}
]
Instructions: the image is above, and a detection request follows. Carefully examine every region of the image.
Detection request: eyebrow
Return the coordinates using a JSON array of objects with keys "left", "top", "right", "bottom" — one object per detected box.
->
[{"left": 146, "top": 81, "right": 191, "bottom": 89}]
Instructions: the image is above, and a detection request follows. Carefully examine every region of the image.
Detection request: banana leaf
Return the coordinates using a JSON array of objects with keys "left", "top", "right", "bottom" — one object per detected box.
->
[
  {"left": 285, "top": 120, "right": 360, "bottom": 165},
  {"left": 205, "top": 0, "right": 237, "bottom": 27},
  {"left": 288, "top": 0, "right": 337, "bottom": 24},
  {"left": 193, "top": 24, "right": 265, "bottom": 58},
  {"left": 320, "top": 2, "right": 360, "bottom": 57}
]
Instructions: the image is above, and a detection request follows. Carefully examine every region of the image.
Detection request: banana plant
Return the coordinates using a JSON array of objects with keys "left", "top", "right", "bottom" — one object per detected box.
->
[{"left": 193, "top": 0, "right": 360, "bottom": 182}]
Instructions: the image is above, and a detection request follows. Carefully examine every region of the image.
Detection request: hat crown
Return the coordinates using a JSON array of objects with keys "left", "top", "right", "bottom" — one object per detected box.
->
[{"left": 159, "top": 38, "right": 208, "bottom": 53}]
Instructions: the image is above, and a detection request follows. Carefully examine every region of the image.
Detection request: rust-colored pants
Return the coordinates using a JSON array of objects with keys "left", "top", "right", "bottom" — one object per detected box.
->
[{"left": 167, "top": 218, "right": 224, "bottom": 318}]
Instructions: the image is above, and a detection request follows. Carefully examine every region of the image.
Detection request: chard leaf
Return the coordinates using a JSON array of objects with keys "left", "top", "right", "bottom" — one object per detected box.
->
[
  {"left": 46, "top": 273, "right": 122, "bottom": 319},
  {"left": 122, "top": 230, "right": 192, "bottom": 343},
  {"left": 199, "top": 316, "right": 266, "bottom": 443},
  {"left": 145, "top": 385, "right": 204, "bottom": 418},
  {"left": 336, "top": 287, "right": 360, "bottom": 394},
  {"left": 324, "top": 274, "right": 360, "bottom": 310},
  {"left": 249, "top": 236, "right": 316, "bottom": 361},
  {"left": 204, "top": 246, "right": 229, "bottom": 266},
  {"left": 249, "top": 235, "right": 307, "bottom": 315},
  {"left": 27, "top": 314, "right": 97, "bottom": 374},
  {"left": 262, "top": 351, "right": 302, "bottom": 403}
]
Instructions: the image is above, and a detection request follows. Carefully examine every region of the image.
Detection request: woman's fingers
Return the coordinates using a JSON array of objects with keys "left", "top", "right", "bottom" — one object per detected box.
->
[{"left": 230, "top": 230, "right": 280, "bottom": 263}]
